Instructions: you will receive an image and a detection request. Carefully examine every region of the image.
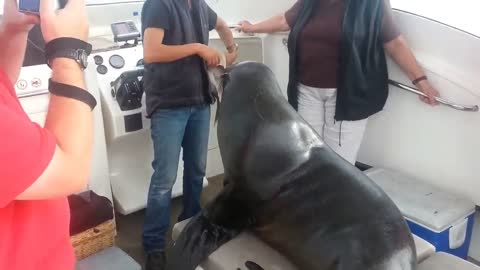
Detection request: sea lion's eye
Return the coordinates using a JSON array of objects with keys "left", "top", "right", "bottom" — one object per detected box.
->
[{"left": 245, "top": 260, "right": 265, "bottom": 270}]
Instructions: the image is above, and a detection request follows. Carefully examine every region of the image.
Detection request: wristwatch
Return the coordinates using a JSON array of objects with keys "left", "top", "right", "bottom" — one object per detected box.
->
[
  {"left": 45, "top": 38, "right": 93, "bottom": 70},
  {"left": 47, "top": 49, "right": 90, "bottom": 69},
  {"left": 226, "top": 43, "right": 239, "bottom": 53}
]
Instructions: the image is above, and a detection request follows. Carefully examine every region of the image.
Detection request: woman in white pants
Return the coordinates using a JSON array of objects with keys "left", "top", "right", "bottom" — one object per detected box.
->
[
  {"left": 238, "top": 0, "right": 439, "bottom": 165},
  {"left": 297, "top": 85, "right": 369, "bottom": 164}
]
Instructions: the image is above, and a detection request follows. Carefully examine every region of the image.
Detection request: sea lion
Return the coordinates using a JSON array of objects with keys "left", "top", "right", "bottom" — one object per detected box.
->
[{"left": 166, "top": 62, "right": 417, "bottom": 270}]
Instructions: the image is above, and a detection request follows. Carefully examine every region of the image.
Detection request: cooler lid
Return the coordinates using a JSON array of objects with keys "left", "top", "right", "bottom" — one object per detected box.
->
[
  {"left": 365, "top": 168, "right": 475, "bottom": 232},
  {"left": 418, "top": 252, "right": 480, "bottom": 270}
]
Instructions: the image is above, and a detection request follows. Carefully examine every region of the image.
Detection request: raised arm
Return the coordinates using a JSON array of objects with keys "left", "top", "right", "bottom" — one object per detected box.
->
[
  {"left": 15, "top": 0, "right": 95, "bottom": 200},
  {"left": 237, "top": 0, "right": 301, "bottom": 34},
  {"left": 237, "top": 14, "right": 290, "bottom": 34},
  {"left": 214, "top": 15, "right": 239, "bottom": 66}
]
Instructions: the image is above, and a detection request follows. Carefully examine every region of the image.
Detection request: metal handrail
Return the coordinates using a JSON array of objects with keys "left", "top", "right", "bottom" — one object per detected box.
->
[{"left": 389, "top": 79, "right": 478, "bottom": 112}]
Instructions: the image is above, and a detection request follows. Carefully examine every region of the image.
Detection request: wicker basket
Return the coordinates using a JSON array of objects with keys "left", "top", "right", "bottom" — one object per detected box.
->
[{"left": 70, "top": 219, "right": 116, "bottom": 260}]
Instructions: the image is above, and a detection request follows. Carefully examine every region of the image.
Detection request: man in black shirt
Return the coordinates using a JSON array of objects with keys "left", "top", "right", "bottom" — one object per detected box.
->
[{"left": 141, "top": 0, "right": 238, "bottom": 269}]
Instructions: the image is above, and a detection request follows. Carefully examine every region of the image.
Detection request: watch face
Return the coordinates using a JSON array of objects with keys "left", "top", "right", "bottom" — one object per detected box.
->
[{"left": 78, "top": 50, "right": 88, "bottom": 69}]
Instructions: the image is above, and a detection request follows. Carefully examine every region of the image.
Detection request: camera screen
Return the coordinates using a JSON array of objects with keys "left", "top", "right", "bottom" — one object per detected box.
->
[{"left": 19, "top": 0, "right": 40, "bottom": 13}]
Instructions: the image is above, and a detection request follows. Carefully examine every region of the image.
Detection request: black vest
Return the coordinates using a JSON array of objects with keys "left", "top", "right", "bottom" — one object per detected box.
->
[
  {"left": 142, "top": 0, "right": 217, "bottom": 117},
  {"left": 287, "top": 0, "right": 389, "bottom": 121}
]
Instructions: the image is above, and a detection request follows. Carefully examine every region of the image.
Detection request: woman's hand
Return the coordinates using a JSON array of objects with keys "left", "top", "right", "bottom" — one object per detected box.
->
[
  {"left": 236, "top": 15, "right": 290, "bottom": 34},
  {"left": 237, "top": 20, "right": 254, "bottom": 33},
  {"left": 416, "top": 80, "right": 440, "bottom": 106},
  {"left": 384, "top": 36, "right": 440, "bottom": 106}
]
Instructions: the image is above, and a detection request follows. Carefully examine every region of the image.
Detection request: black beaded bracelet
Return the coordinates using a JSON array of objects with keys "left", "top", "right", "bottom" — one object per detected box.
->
[
  {"left": 412, "top": 75, "right": 428, "bottom": 85},
  {"left": 48, "top": 79, "right": 97, "bottom": 111}
]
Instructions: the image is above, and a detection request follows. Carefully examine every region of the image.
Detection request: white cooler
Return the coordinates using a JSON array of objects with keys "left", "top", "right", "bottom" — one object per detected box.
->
[
  {"left": 172, "top": 218, "right": 435, "bottom": 269},
  {"left": 365, "top": 167, "right": 476, "bottom": 259}
]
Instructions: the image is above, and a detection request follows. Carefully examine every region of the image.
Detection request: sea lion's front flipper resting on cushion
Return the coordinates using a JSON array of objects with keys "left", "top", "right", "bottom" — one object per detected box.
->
[{"left": 165, "top": 183, "right": 253, "bottom": 270}]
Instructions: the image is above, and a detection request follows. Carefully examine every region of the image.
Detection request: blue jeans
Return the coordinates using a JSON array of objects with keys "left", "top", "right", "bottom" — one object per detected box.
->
[{"left": 142, "top": 105, "right": 211, "bottom": 253}]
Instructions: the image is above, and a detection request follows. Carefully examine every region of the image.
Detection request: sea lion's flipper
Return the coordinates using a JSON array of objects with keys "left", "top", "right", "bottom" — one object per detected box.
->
[
  {"left": 166, "top": 184, "right": 252, "bottom": 270},
  {"left": 165, "top": 214, "right": 237, "bottom": 270}
]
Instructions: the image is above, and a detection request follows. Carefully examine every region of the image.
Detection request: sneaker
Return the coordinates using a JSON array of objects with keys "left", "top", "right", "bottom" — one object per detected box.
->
[{"left": 145, "top": 251, "right": 166, "bottom": 270}]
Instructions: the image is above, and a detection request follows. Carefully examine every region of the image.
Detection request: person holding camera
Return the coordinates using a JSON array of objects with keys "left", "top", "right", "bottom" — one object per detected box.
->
[{"left": 0, "top": 0, "right": 94, "bottom": 269}]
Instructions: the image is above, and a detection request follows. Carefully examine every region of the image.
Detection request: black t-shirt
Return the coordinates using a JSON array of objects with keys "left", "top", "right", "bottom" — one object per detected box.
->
[
  {"left": 284, "top": 0, "right": 400, "bottom": 88},
  {"left": 142, "top": 0, "right": 217, "bottom": 37},
  {"left": 141, "top": 0, "right": 219, "bottom": 115}
]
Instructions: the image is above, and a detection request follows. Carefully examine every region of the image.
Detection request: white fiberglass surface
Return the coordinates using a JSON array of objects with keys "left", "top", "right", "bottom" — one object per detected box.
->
[
  {"left": 358, "top": 9, "right": 480, "bottom": 205},
  {"left": 1, "top": 0, "right": 478, "bottom": 35},
  {"left": 391, "top": 0, "right": 480, "bottom": 37}
]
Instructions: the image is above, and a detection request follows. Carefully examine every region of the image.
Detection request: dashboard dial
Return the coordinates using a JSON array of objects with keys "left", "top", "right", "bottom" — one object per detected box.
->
[
  {"left": 93, "top": 55, "right": 103, "bottom": 65},
  {"left": 109, "top": 54, "right": 125, "bottom": 69},
  {"left": 97, "top": 65, "right": 108, "bottom": 75}
]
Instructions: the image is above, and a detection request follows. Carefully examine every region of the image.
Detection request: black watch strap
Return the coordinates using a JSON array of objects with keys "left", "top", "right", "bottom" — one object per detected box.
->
[
  {"left": 49, "top": 79, "right": 97, "bottom": 111},
  {"left": 48, "top": 49, "right": 88, "bottom": 69},
  {"left": 45, "top": 38, "right": 92, "bottom": 69}
]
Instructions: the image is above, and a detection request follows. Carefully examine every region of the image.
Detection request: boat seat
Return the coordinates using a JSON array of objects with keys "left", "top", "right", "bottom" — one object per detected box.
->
[
  {"left": 75, "top": 247, "right": 141, "bottom": 270},
  {"left": 414, "top": 234, "right": 436, "bottom": 262},
  {"left": 172, "top": 219, "right": 436, "bottom": 269},
  {"left": 173, "top": 219, "right": 296, "bottom": 270},
  {"left": 418, "top": 252, "right": 480, "bottom": 270}
]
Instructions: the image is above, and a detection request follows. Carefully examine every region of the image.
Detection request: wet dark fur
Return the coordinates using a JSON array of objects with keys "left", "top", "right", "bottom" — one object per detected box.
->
[{"left": 166, "top": 62, "right": 417, "bottom": 270}]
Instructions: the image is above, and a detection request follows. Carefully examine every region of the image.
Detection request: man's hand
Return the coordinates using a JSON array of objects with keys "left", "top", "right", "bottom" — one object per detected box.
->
[
  {"left": 40, "top": 0, "right": 89, "bottom": 42},
  {"left": 0, "top": 0, "right": 39, "bottom": 34},
  {"left": 197, "top": 44, "right": 221, "bottom": 67}
]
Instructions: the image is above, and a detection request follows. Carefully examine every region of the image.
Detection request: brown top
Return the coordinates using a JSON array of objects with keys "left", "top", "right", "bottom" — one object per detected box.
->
[{"left": 285, "top": 0, "right": 400, "bottom": 88}]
